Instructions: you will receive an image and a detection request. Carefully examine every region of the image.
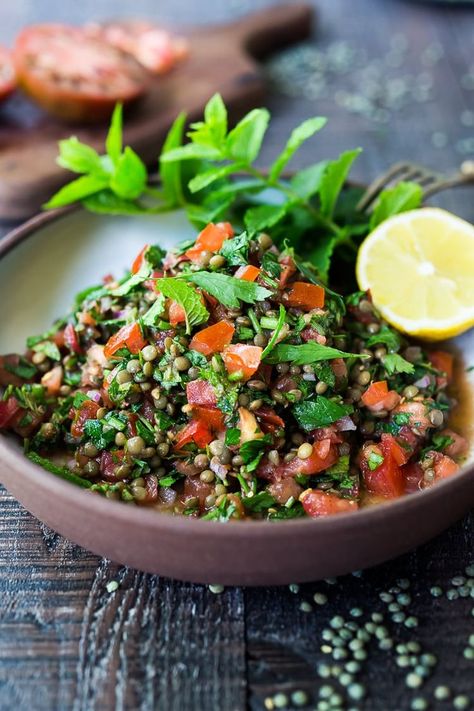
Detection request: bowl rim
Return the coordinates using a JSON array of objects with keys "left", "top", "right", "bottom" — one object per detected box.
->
[{"left": 1, "top": 203, "right": 473, "bottom": 537}]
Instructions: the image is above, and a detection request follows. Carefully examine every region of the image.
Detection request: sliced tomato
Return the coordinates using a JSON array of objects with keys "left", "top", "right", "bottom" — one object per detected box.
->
[
  {"left": 41, "top": 365, "right": 63, "bottom": 396},
  {"left": 64, "top": 323, "right": 81, "bottom": 354},
  {"left": 131, "top": 244, "right": 149, "bottom": 274},
  {"left": 0, "top": 46, "right": 16, "bottom": 103},
  {"left": 84, "top": 20, "right": 188, "bottom": 75},
  {"left": 189, "top": 321, "right": 235, "bottom": 356},
  {"left": 234, "top": 265, "right": 260, "bottom": 282},
  {"left": 222, "top": 344, "right": 262, "bottom": 381},
  {"left": 185, "top": 222, "right": 234, "bottom": 262},
  {"left": 71, "top": 399, "right": 100, "bottom": 438},
  {"left": 174, "top": 419, "right": 213, "bottom": 450},
  {"left": 300, "top": 489, "right": 358, "bottom": 517},
  {"left": 0, "top": 397, "right": 22, "bottom": 428},
  {"left": 186, "top": 380, "right": 217, "bottom": 407},
  {"left": 283, "top": 282, "right": 325, "bottom": 310},
  {"left": 429, "top": 350, "right": 454, "bottom": 383},
  {"left": 14, "top": 24, "right": 148, "bottom": 122},
  {"left": 104, "top": 322, "right": 146, "bottom": 358},
  {"left": 360, "top": 440, "right": 404, "bottom": 498}
]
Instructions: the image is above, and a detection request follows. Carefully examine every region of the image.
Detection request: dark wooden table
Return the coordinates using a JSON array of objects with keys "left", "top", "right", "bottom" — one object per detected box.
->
[{"left": 1, "top": 1, "right": 473, "bottom": 709}]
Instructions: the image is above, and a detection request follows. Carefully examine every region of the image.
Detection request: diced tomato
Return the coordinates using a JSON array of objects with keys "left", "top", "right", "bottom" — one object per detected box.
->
[
  {"left": 222, "top": 344, "right": 262, "bottom": 381},
  {"left": 381, "top": 433, "right": 410, "bottom": 466},
  {"left": 360, "top": 440, "right": 404, "bottom": 498},
  {"left": 64, "top": 323, "right": 81, "bottom": 354},
  {"left": 174, "top": 419, "right": 213, "bottom": 450},
  {"left": 429, "top": 350, "right": 454, "bottom": 383},
  {"left": 300, "top": 489, "right": 358, "bottom": 517},
  {"left": 278, "top": 255, "right": 296, "bottom": 287},
  {"left": 431, "top": 451, "right": 460, "bottom": 481},
  {"left": 392, "top": 401, "right": 433, "bottom": 435},
  {"left": 254, "top": 405, "right": 285, "bottom": 433},
  {"left": 192, "top": 406, "right": 225, "bottom": 432},
  {"left": 131, "top": 244, "right": 149, "bottom": 274},
  {"left": 41, "top": 365, "right": 63, "bottom": 396},
  {"left": 71, "top": 399, "right": 100, "bottom": 438},
  {"left": 168, "top": 300, "right": 186, "bottom": 326},
  {"left": 186, "top": 380, "right": 217, "bottom": 407},
  {"left": 311, "top": 426, "right": 344, "bottom": 445},
  {"left": 104, "top": 322, "right": 146, "bottom": 358},
  {"left": 0, "top": 397, "right": 22, "bottom": 428},
  {"left": 361, "top": 381, "right": 388, "bottom": 407},
  {"left": 259, "top": 439, "right": 338, "bottom": 481},
  {"left": 439, "top": 429, "right": 468, "bottom": 459},
  {"left": 283, "top": 281, "right": 325, "bottom": 310},
  {"left": 234, "top": 265, "right": 260, "bottom": 282},
  {"left": 189, "top": 321, "right": 235, "bottom": 356},
  {"left": 185, "top": 222, "right": 234, "bottom": 261},
  {"left": 238, "top": 407, "right": 264, "bottom": 444}
]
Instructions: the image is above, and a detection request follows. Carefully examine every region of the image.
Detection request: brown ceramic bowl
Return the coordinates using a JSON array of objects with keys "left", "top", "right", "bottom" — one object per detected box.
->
[{"left": 1, "top": 207, "right": 473, "bottom": 585}]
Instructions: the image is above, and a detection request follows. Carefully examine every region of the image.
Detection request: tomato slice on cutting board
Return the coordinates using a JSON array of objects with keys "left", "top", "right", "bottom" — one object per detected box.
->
[
  {"left": 0, "top": 46, "right": 16, "bottom": 103},
  {"left": 84, "top": 20, "right": 188, "bottom": 75},
  {"left": 13, "top": 24, "right": 149, "bottom": 122}
]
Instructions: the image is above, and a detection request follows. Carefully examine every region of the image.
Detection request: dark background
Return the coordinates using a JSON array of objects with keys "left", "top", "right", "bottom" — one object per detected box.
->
[{"left": 0, "top": 1, "right": 473, "bottom": 710}]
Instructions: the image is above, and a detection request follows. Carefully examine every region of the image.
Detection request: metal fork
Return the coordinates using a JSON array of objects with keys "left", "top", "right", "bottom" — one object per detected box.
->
[{"left": 356, "top": 159, "right": 474, "bottom": 214}]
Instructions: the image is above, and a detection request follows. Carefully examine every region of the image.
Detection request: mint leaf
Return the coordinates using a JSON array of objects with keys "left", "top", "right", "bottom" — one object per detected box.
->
[
  {"left": 366, "top": 325, "right": 402, "bottom": 353},
  {"left": 203, "top": 92, "right": 228, "bottom": 145},
  {"left": 269, "top": 117, "right": 327, "bottom": 182},
  {"left": 57, "top": 136, "right": 104, "bottom": 175},
  {"left": 160, "top": 143, "right": 222, "bottom": 163},
  {"left": 160, "top": 111, "right": 186, "bottom": 207},
  {"left": 264, "top": 342, "right": 365, "bottom": 365},
  {"left": 186, "top": 272, "right": 272, "bottom": 309},
  {"left": 244, "top": 204, "right": 288, "bottom": 233},
  {"left": 305, "top": 234, "right": 338, "bottom": 280},
  {"left": 219, "top": 231, "right": 251, "bottom": 266},
  {"left": 188, "top": 162, "right": 240, "bottom": 194},
  {"left": 110, "top": 266, "right": 151, "bottom": 296},
  {"left": 240, "top": 435, "right": 271, "bottom": 472},
  {"left": 382, "top": 353, "right": 415, "bottom": 375},
  {"left": 44, "top": 174, "right": 110, "bottom": 209},
  {"left": 370, "top": 181, "right": 423, "bottom": 230},
  {"left": 106, "top": 104, "right": 123, "bottom": 164},
  {"left": 225, "top": 428, "right": 241, "bottom": 446},
  {"left": 156, "top": 277, "right": 209, "bottom": 333},
  {"left": 319, "top": 148, "right": 361, "bottom": 218},
  {"left": 110, "top": 147, "right": 147, "bottom": 200},
  {"left": 226, "top": 108, "right": 270, "bottom": 164},
  {"left": 142, "top": 294, "right": 166, "bottom": 327},
  {"left": 293, "top": 397, "right": 353, "bottom": 430},
  {"left": 83, "top": 191, "right": 147, "bottom": 215},
  {"left": 290, "top": 161, "right": 329, "bottom": 199}
]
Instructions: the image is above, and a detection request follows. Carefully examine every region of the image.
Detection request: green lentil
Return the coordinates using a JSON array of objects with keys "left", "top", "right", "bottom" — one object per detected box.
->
[
  {"left": 273, "top": 692, "right": 288, "bottom": 709},
  {"left": 314, "top": 592, "right": 328, "bottom": 605},
  {"left": 330, "top": 616, "right": 344, "bottom": 629},
  {"left": 106, "top": 580, "right": 119, "bottom": 593},
  {"left": 410, "top": 698, "right": 428, "bottom": 710},
  {"left": 347, "top": 683, "right": 366, "bottom": 701},
  {"left": 349, "top": 607, "right": 363, "bottom": 617},
  {"left": 299, "top": 601, "right": 312, "bottom": 613},
  {"left": 453, "top": 696, "right": 470, "bottom": 710},
  {"left": 288, "top": 583, "right": 300, "bottom": 594},
  {"left": 430, "top": 586, "right": 443, "bottom": 597},
  {"left": 463, "top": 647, "right": 474, "bottom": 660},
  {"left": 317, "top": 664, "right": 331, "bottom": 678}
]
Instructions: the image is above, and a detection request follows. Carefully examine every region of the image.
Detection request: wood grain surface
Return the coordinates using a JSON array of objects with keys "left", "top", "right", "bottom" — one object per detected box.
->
[{"left": 0, "top": 1, "right": 473, "bottom": 710}]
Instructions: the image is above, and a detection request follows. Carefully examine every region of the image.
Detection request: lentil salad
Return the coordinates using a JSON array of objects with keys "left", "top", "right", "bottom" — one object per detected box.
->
[{"left": 0, "top": 222, "right": 468, "bottom": 520}]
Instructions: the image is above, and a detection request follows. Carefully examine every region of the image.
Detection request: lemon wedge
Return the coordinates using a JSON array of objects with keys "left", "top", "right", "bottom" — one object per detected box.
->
[{"left": 356, "top": 207, "right": 474, "bottom": 340}]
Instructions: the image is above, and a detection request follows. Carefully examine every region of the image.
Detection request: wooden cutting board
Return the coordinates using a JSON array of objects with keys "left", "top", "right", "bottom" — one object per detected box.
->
[{"left": 0, "top": 3, "right": 313, "bottom": 221}]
